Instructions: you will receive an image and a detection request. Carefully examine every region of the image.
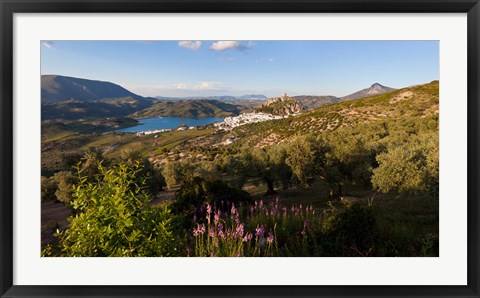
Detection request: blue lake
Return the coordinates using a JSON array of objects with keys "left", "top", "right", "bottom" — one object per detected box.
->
[{"left": 113, "top": 117, "right": 224, "bottom": 133}]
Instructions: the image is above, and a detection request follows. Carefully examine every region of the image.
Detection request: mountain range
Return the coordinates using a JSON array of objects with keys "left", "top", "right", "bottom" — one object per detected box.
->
[
  {"left": 154, "top": 94, "right": 268, "bottom": 101},
  {"left": 41, "top": 75, "right": 396, "bottom": 120},
  {"left": 257, "top": 84, "right": 396, "bottom": 115},
  {"left": 341, "top": 83, "right": 396, "bottom": 101},
  {"left": 42, "top": 75, "right": 149, "bottom": 103},
  {"left": 130, "top": 99, "right": 245, "bottom": 119}
]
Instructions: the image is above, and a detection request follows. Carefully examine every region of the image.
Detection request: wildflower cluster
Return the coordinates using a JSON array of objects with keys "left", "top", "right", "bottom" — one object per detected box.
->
[{"left": 190, "top": 198, "right": 321, "bottom": 257}]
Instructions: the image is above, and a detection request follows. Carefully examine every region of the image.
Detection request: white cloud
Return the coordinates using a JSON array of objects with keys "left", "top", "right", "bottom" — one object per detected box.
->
[
  {"left": 194, "top": 82, "right": 220, "bottom": 90},
  {"left": 209, "top": 41, "right": 243, "bottom": 51},
  {"left": 125, "top": 82, "right": 224, "bottom": 97},
  {"left": 42, "top": 41, "right": 54, "bottom": 49},
  {"left": 268, "top": 57, "right": 275, "bottom": 62},
  {"left": 171, "top": 82, "right": 221, "bottom": 91},
  {"left": 247, "top": 41, "right": 256, "bottom": 48},
  {"left": 175, "top": 83, "right": 188, "bottom": 89},
  {"left": 178, "top": 41, "right": 202, "bottom": 50}
]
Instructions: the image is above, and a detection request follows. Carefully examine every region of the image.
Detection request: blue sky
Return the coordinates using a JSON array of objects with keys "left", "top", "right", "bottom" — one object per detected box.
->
[{"left": 41, "top": 40, "right": 439, "bottom": 98}]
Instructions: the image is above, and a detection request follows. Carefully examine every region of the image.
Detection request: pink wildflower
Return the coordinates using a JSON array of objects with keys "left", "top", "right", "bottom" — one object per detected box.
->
[
  {"left": 255, "top": 225, "right": 265, "bottom": 238},
  {"left": 235, "top": 223, "right": 244, "bottom": 239},
  {"left": 267, "top": 231, "right": 274, "bottom": 245},
  {"left": 243, "top": 232, "right": 253, "bottom": 242}
]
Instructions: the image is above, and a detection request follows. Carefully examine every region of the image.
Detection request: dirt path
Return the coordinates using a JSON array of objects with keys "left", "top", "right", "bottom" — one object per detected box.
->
[{"left": 41, "top": 201, "right": 72, "bottom": 249}]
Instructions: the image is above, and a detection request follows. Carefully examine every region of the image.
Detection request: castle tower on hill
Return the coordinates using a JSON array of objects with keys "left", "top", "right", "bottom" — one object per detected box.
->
[{"left": 281, "top": 93, "right": 288, "bottom": 101}]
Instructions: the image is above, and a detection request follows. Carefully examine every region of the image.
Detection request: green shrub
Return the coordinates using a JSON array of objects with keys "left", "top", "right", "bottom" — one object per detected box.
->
[
  {"left": 321, "top": 203, "right": 377, "bottom": 256},
  {"left": 55, "top": 162, "right": 175, "bottom": 257},
  {"left": 41, "top": 176, "right": 57, "bottom": 202},
  {"left": 53, "top": 171, "right": 75, "bottom": 204},
  {"left": 173, "top": 176, "right": 251, "bottom": 218}
]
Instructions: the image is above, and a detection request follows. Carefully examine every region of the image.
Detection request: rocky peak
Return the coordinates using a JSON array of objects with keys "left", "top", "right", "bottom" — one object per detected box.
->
[{"left": 257, "top": 93, "right": 304, "bottom": 116}]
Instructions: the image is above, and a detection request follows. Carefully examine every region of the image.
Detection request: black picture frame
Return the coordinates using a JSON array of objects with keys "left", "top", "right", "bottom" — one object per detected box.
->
[{"left": 1, "top": 0, "right": 479, "bottom": 297}]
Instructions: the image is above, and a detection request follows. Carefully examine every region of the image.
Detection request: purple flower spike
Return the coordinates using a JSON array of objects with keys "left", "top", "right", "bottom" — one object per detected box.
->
[
  {"left": 259, "top": 200, "right": 264, "bottom": 208},
  {"left": 231, "top": 203, "right": 236, "bottom": 215},
  {"left": 235, "top": 223, "right": 244, "bottom": 238},
  {"left": 267, "top": 231, "right": 274, "bottom": 245},
  {"left": 209, "top": 226, "right": 215, "bottom": 237},
  {"left": 255, "top": 225, "right": 265, "bottom": 238},
  {"left": 206, "top": 203, "right": 212, "bottom": 215},
  {"left": 218, "top": 230, "right": 226, "bottom": 238},
  {"left": 193, "top": 223, "right": 205, "bottom": 237},
  {"left": 197, "top": 223, "right": 206, "bottom": 235},
  {"left": 301, "top": 220, "right": 309, "bottom": 235},
  {"left": 243, "top": 232, "right": 253, "bottom": 242}
]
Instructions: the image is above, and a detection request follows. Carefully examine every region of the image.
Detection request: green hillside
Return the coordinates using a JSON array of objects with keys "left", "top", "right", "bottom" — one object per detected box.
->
[
  {"left": 42, "top": 75, "right": 145, "bottom": 103},
  {"left": 42, "top": 97, "right": 153, "bottom": 120},
  {"left": 230, "top": 81, "right": 438, "bottom": 149},
  {"left": 130, "top": 99, "right": 244, "bottom": 118}
]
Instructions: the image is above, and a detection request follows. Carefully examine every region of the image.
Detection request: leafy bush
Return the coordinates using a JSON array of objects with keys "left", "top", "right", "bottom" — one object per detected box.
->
[
  {"left": 173, "top": 176, "right": 251, "bottom": 217},
  {"left": 55, "top": 162, "right": 175, "bottom": 257},
  {"left": 161, "top": 161, "right": 194, "bottom": 190},
  {"left": 320, "top": 202, "right": 377, "bottom": 256},
  {"left": 118, "top": 150, "right": 166, "bottom": 196},
  {"left": 52, "top": 171, "right": 75, "bottom": 204},
  {"left": 41, "top": 176, "right": 57, "bottom": 202},
  {"left": 371, "top": 138, "right": 438, "bottom": 194}
]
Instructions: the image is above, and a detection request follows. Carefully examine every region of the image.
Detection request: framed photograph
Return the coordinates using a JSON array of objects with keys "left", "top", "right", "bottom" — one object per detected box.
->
[{"left": 1, "top": 0, "right": 479, "bottom": 297}]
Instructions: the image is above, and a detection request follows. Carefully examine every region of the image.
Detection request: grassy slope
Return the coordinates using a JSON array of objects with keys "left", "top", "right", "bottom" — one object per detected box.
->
[
  {"left": 41, "top": 125, "right": 214, "bottom": 175},
  {"left": 130, "top": 99, "right": 245, "bottom": 118},
  {"left": 42, "top": 97, "right": 153, "bottom": 120},
  {"left": 230, "top": 81, "right": 439, "bottom": 149}
]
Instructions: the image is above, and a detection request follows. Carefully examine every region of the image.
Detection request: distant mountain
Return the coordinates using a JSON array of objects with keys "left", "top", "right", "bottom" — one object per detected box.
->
[
  {"left": 238, "top": 94, "right": 268, "bottom": 100},
  {"left": 154, "top": 94, "right": 268, "bottom": 101},
  {"left": 341, "top": 83, "right": 395, "bottom": 101},
  {"left": 255, "top": 84, "right": 395, "bottom": 114},
  {"left": 42, "top": 75, "right": 147, "bottom": 103},
  {"left": 130, "top": 99, "right": 244, "bottom": 119},
  {"left": 41, "top": 75, "right": 153, "bottom": 120}
]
